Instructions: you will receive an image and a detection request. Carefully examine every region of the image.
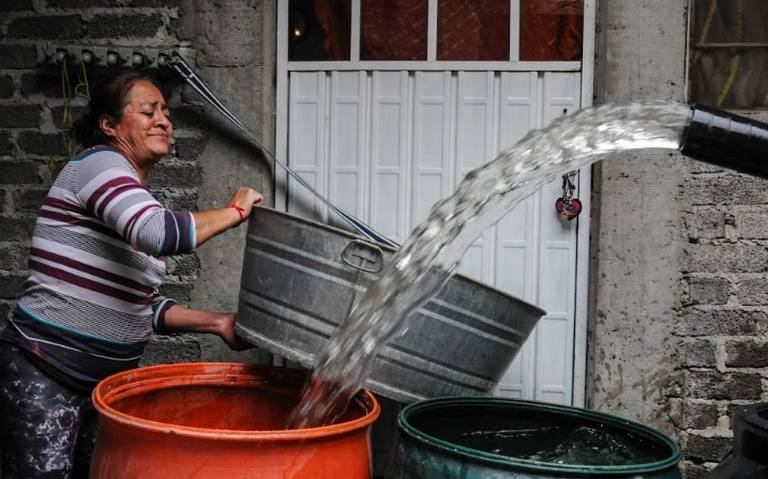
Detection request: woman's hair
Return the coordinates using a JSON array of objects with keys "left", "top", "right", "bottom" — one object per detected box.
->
[{"left": 73, "top": 71, "right": 164, "bottom": 148}]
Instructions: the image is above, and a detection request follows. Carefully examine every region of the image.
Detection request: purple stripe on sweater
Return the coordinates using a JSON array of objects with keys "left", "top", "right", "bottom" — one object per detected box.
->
[
  {"left": 96, "top": 183, "right": 147, "bottom": 218},
  {"left": 43, "top": 197, "right": 86, "bottom": 214},
  {"left": 29, "top": 259, "right": 152, "bottom": 305},
  {"left": 38, "top": 209, "right": 123, "bottom": 241},
  {"left": 30, "top": 247, "right": 154, "bottom": 294},
  {"left": 162, "top": 210, "right": 179, "bottom": 255},
  {"left": 178, "top": 211, "right": 194, "bottom": 252},
  {"left": 85, "top": 176, "right": 136, "bottom": 215},
  {"left": 123, "top": 204, "right": 160, "bottom": 239}
]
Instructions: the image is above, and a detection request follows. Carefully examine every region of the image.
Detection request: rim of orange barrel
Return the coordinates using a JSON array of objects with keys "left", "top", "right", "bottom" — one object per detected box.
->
[{"left": 92, "top": 362, "right": 380, "bottom": 441}]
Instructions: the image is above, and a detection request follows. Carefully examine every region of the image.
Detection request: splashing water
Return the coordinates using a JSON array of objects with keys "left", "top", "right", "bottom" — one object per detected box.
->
[{"left": 287, "top": 102, "right": 691, "bottom": 429}]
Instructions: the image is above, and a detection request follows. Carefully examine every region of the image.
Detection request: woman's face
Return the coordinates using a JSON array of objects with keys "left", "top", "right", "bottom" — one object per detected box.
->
[{"left": 106, "top": 80, "right": 173, "bottom": 165}]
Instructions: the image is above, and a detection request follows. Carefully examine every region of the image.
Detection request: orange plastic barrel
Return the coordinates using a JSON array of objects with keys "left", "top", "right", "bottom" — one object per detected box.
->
[{"left": 90, "top": 362, "right": 380, "bottom": 478}]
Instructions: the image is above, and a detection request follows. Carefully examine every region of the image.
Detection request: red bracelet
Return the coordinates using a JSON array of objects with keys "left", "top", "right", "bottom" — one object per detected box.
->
[{"left": 229, "top": 205, "right": 246, "bottom": 223}]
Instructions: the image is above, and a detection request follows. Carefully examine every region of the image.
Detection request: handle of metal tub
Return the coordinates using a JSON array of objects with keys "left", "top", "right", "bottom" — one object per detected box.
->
[
  {"left": 341, "top": 240, "right": 384, "bottom": 273},
  {"left": 167, "top": 53, "right": 399, "bottom": 249}
]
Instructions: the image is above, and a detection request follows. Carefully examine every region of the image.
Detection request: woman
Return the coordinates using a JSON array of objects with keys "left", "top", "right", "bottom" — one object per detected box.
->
[{"left": 0, "top": 71, "right": 264, "bottom": 478}]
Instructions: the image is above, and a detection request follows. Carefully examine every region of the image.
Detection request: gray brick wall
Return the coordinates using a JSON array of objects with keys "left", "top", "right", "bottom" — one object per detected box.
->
[
  {"left": 0, "top": 2, "right": 209, "bottom": 364},
  {"left": 677, "top": 166, "right": 768, "bottom": 474}
]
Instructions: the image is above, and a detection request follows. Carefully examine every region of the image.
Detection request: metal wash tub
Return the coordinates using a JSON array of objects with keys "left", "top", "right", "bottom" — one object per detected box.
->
[{"left": 235, "top": 207, "right": 546, "bottom": 403}]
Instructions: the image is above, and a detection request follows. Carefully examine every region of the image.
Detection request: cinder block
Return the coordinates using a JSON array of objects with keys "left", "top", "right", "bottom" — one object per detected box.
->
[
  {"left": 736, "top": 277, "right": 768, "bottom": 306},
  {"left": 725, "top": 340, "right": 768, "bottom": 368},
  {"left": 688, "top": 277, "right": 729, "bottom": 305},
  {"left": 687, "top": 244, "right": 768, "bottom": 273},
  {"left": 684, "top": 434, "right": 732, "bottom": 463},
  {"left": 87, "top": 13, "right": 164, "bottom": 38},
  {"left": 0, "top": 273, "right": 26, "bottom": 299},
  {"left": 687, "top": 174, "right": 768, "bottom": 205},
  {"left": 129, "top": 0, "right": 185, "bottom": 7},
  {"left": 173, "top": 136, "right": 208, "bottom": 162},
  {"left": 12, "top": 188, "right": 48, "bottom": 213},
  {"left": 0, "top": 76, "right": 15, "bottom": 99},
  {"left": 159, "top": 281, "right": 195, "bottom": 302},
  {"left": 17, "top": 131, "right": 65, "bottom": 156},
  {"left": 0, "top": 302, "right": 12, "bottom": 327},
  {"left": 0, "top": 244, "right": 19, "bottom": 271},
  {"left": 0, "top": 160, "right": 44, "bottom": 184},
  {"left": 679, "top": 307, "right": 768, "bottom": 336},
  {"left": 737, "top": 211, "right": 768, "bottom": 239},
  {"left": 684, "top": 211, "right": 726, "bottom": 239},
  {"left": 0, "top": 0, "right": 34, "bottom": 11},
  {"left": 678, "top": 460, "right": 714, "bottom": 479},
  {"left": 0, "top": 216, "right": 36, "bottom": 242},
  {"left": 45, "top": 0, "right": 116, "bottom": 7},
  {"left": 148, "top": 188, "right": 198, "bottom": 211},
  {"left": 0, "top": 105, "right": 40, "bottom": 128},
  {"left": 170, "top": 104, "right": 207, "bottom": 130},
  {"left": 686, "top": 370, "right": 762, "bottom": 401},
  {"left": 679, "top": 338, "right": 717, "bottom": 368},
  {"left": 141, "top": 335, "right": 201, "bottom": 365},
  {"left": 149, "top": 161, "right": 203, "bottom": 188},
  {"left": 682, "top": 401, "right": 720, "bottom": 430},
  {"left": 6, "top": 15, "right": 84, "bottom": 40},
  {"left": 0, "top": 131, "right": 12, "bottom": 155},
  {"left": 20, "top": 72, "right": 66, "bottom": 99},
  {"left": 0, "top": 44, "right": 39, "bottom": 69},
  {"left": 166, "top": 254, "right": 201, "bottom": 277}
]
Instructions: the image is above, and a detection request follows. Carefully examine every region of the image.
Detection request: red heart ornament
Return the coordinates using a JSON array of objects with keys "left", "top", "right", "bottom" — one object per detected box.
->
[{"left": 555, "top": 197, "right": 582, "bottom": 221}]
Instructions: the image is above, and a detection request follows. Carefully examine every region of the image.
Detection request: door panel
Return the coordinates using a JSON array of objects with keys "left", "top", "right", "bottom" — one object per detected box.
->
[
  {"left": 412, "top": 72, "right": 453, "bottom": 228},
  {"left": 455, "top": 71, "right": 495, "bottom": 284},
  {"left": 287, "top": 69, "right": 581, "bottom": 405},
  {"left": 288, "top": 72, "right": 327, "bottom": 221},
  {"left": 330, "top": 71, "right": 366, "bottom": 218},
  {"left": 370, "top": 71, "right": 410, "bottom": 242}
]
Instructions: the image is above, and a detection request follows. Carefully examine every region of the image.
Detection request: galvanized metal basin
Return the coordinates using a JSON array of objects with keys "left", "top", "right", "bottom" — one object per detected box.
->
[{"left": 235, "top": 207, "right": 546, "bottom": 403}]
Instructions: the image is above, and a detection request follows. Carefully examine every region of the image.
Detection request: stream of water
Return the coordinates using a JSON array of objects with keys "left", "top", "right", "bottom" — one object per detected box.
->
[{"left": 287, "top": 102, "right": 691, "bottom": 437}]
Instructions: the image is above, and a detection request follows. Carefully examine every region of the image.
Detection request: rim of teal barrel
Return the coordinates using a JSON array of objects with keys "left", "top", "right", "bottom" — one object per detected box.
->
[{"left": 398, "top": 397, "right": 682, "bottom": 475}]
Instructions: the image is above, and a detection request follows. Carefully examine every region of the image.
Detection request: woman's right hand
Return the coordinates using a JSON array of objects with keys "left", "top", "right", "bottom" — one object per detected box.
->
[
  {"left": 191, "top": 187, "right": 265, "bottom": 247},
  {"left": 227, "top": 187, "right": 264, "bottom": 223}
]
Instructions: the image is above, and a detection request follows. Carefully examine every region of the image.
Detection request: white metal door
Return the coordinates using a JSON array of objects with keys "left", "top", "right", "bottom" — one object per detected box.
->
[{"left": 285, "top": 69, "right": 582, "bottom": 405}]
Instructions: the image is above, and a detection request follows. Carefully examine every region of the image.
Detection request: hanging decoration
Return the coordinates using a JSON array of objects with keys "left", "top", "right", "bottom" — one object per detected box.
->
[
  {"left": 48, "top": 56, "right": 90, "bottom": 180},
  {"left": 555, "top": 170, "right": 581, "bottom": 221}
]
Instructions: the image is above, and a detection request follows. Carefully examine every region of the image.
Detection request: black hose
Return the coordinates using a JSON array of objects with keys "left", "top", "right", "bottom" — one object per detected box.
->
[{"left": 680, "top": 104, "right": 768, "bottom": 178}]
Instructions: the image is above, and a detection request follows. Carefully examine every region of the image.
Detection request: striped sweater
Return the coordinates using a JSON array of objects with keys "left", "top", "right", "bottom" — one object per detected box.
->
[{"left": 2, "top": 146, "right": 196, "bottom": 388}]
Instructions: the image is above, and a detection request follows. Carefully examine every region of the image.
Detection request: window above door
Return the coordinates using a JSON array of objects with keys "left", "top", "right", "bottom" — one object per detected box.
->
[{"left": 285, "top": 0, "right": 585, "bottom": 71}]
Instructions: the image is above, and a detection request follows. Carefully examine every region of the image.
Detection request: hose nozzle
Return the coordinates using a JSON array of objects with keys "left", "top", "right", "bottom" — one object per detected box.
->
[{"left": 680, "top": 104, "right": 768, "bottom": 178}]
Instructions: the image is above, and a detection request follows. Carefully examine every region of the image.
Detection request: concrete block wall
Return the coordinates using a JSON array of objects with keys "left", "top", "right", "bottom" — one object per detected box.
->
[
  {"left": 0, "top": 1, "right": 275, "bottom": 364},
  {"left": 674, "top": 163, "right": 768, "bottom": 476}
]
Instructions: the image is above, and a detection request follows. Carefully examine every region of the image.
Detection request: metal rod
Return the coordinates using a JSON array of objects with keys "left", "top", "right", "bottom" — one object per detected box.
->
[{"left": 167, "top": 53, "right": 398, "bottom": 248}]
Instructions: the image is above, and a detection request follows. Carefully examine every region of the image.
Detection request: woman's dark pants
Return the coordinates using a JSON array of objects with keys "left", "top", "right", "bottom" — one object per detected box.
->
[{"left": 0, "top": 344, "right": 97, "bottom": 479}]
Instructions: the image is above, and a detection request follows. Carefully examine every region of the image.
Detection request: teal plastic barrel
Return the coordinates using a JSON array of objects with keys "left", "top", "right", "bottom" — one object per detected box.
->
[{"left": 392, "top": 397, "right": 682, "bottom": 478}]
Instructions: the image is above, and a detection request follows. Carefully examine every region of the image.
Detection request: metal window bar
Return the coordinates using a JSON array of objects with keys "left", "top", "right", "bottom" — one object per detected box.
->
[{"left": 695, "top": 42, "right": 768, "bottom": 47}]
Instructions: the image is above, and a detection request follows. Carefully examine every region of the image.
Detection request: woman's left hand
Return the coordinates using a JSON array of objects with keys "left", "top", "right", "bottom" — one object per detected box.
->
[
  {"left": 162, "top": 305, "right": 255, "bottom": 351},
  {"left": 216, "top": 313, "right": 254, "bottom": 351}
]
